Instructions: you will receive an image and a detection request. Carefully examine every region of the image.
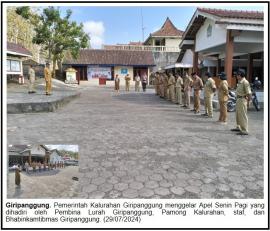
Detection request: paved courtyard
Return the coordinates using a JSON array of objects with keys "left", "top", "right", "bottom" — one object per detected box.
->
[
  {"left": 7, "top": 85, "right": 264, "bottom": 199},
  {"left": 7, "top": 166, "right": 79, "bottom": 198}
]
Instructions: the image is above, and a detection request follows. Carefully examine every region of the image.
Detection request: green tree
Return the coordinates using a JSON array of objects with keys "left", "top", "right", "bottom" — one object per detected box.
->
[{"left": 17, "top": 6, "right": 89, "bottom": 78}]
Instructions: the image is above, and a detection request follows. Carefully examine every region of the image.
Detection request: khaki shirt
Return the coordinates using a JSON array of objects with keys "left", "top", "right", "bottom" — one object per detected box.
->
[
  {"left": 204, "top": 77, "right": 216, "bottom": 97},
  {"left": 218, "top": 80, "right": 229, "bottom": 101},
  {"left": 192, "top": 76, "right": 203, "bottom": 90},
  {"left": 28, "top": 68, "right": 35, "bottom": 79},
  {"left": 183, "top": 76, "right": 193, "bottom": 91},
  {"left": 125, "top": 75, "right": 131, "bottom": 83},
  {"left": 175, "top": 77, "right": 183, "bottom": 88},
  {"left": 168, "top": 75, "right": 175, "bottom": 86},
  {"left": 44, "top": 67, "right": 52, "bottom": 81},
  {"left": 236, "top": 78, "right": 251, "bottom": 97}
]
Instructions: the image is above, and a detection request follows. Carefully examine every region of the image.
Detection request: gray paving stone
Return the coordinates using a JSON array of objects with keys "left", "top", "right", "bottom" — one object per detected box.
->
[
  {"left": 245, "top": 182, "right": 260, "bottom": 190},
  {"left": 188, "top": 179, "right": 203, "bottom": 187},
  {"left": 92, "top": 177, "right": 106, "bottom": 185},
  {"left": 185, "top": 185, "right": 201, "bottom": 194},
  {"left": 176, "top": 172, "right": 189, "bottom": 180},
  {"left": 200, "top": 184, "right": 216, "bottom": 193},
  {"left": 88, "top": 191, "right": 105, "bottom": 199},
  {"left": 170, "top": 186, "right": 185, "bottom": 196},
  {"left": 154, "top": 187, "right": 170, "bottom": 196},
  {"left": 159, "top": 179, "right": 173, "bottom": 188},
  {"left": 114, "top": 183, "right": 129, "bottom": 191},
  {"left": 228, "top": 176, "right": 244, "bottom": 184},
  {"left": 138, "top": 188, "right": 155, "bottom": 198},
  {"left": 135, "top": 175, "right": 149, "bottom": 182},
  {"left": 122, "top": 189, "right": 138, "bottom": 198},
  {"left": 129, "top": 181, "right": 144, "bottom": 190},
  {"left": 217, "top": 184, "right": 230, "bottom": 192},
  {"left": 83, "top": 184, "right": 97, "bottom": 193},
  {"left": 145, "top": 181, "right": 159, "bottom": 189},
  {"left": 150, "top": 174, "right": 163, "bottom": 181},
  {"left": 230, "top": 183, "right": 245, "bottom": 192},
  {"left": 98, "top": 183, "right": 113, "bottom": 192}
]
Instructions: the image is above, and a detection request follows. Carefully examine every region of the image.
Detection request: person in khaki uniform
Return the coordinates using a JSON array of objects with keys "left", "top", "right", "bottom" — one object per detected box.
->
[
  {"left": 159, "top": 73, "right": 165, "bottom": 98},
  {"left": 125, "top": 74, "right": 131, "bottom": 91},
  {"left": 28, "top": 65, "right": 36, "bottom": 94},
  {"left": 44, "top": 63, "right": 52, "bottom": 95},
  {"left": 163, "top": 73, "right": 168, "bottom": 100},
  {"left": 231, "top": 69, "right": 251, "bottom": 135},
  {"left": 175, "top": 74, "right": 183, "bottom": 105},
  {"left": 134, "top": 73, "right": 141, "bottom": 92},
  {"left": 217, "top": 72, "right": 229, "bottom": 124},
  {"left": 156, "top": 73, "right": 161, "bottom": 96},
  {"left": 191, "top": 72, "right": 203, "bottom": 113},
  {"left": 15, "top": 165, "right": 21, "bottom": 186},
  {"left": 183, "top": 73, "right": 193, "bottom": 109},
  {"left": 201, "top": 72, "right": 216, "bottom": 118},
  {"left": 168, "top": 73, "right": 176, "bottom": 102}
]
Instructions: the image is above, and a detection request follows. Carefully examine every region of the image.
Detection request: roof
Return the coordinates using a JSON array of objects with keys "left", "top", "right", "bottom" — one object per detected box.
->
[
  {"left": 197, "top": 8, "right": 264, "bottom": 20},
  {"left": 8, "top": 145, "right": 30, "bottom": 153},
  {"left": 151, "top": 17, "right": 184, "bottom": 37},
  {"left": 7, "top": 42, "right": 32, "bottom": 57},
  {"left": 64, "top": 49, "right": 155, "bottom": 66}
]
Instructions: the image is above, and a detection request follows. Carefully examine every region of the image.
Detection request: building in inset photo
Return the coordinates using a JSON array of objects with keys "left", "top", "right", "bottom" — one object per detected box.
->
[{"left": 7, "top": 144, "right": 79, "bottom": 198}]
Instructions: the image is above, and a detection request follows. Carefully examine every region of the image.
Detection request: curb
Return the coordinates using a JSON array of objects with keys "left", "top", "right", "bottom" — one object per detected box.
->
[{"left": 7, "top": 92, "right": 81, "bottom": 114}]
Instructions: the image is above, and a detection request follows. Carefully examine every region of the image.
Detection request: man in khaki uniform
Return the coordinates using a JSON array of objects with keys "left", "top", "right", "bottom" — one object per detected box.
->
[
  {"left": 44, "top": 63, "right": 52, "bottom": 95},
  {"left": 125, "top": 74, "right": 131, "bottom": 91},
  {"left": 202, "top": 72, "right": 216, "bottom": 118},
  {"left": 168, "top": 73, "right": 176, "bottom": 102},
  {"left": 134, "top": 73, "right": 141, "bottom": 92},
  {"left": 217, "top": 72, "right": 229, "bottom": 123},
  {"left": 156, "top": 73, "right": 161, "bottom": 96},
  {"left": 231, "top": 69, "right": 251, "bottom": 135},
  {"left": 163, "top": 73, "right": 168, "bottom": 100},
  {"left": 28, "top": 65, "right": 36, "bottom": 94},
  {"left": 159, "top": 73, "right": 165, "bottom": 98},
  {"left": 191, "top": 72, "right": 203, "bottom": 113},
  {"left": 175, "top": 74, "right": 183, "bottom": 105},
  {"left": 183, "top": 73, "right": 193, "bottom": 109}
]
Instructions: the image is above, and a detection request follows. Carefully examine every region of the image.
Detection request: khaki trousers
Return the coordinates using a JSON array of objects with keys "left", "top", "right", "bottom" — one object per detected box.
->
[
  {"left": 205, "top": 95, "right": 213, "bottom": 116},
  {"left": 175, "top": 87, "right": 183, "bottom": 104},
  {"left": 135, "top": 82, "right": 140, "bottom": 92},
  {"left": 184, "top": 90, "right": 190, "bottom": 107},
  {"left": 236, "top": 98, "right": 248, "bottom": 133},
  {"left": 125, "top": 82, "right": 130, "bottom": 91},
  {"left": 219, "top": 100, "right": 228, "bottom": 122},
  {"left": 29, "top": 76, "right": 35, "bottom": 92},
  {"left": 45, "top": 79, "right": 52, "bottom": 94},
  {"left": 194, "top": 90, "right": 201, "bottom": 112},
  {"left": 169, "top": 85, "right": 175, "bottom": 102}
]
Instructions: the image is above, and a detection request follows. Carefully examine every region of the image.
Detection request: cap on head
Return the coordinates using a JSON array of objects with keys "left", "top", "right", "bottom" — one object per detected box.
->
[
  {"left": 237, "top": 69, "right": 245, "bottom": 77},
  {"left": 218, "top": 72, "right": 227, "bottom": 80},
  {"left": 46, "top": 62, "right": 50, "bottom": 66},
  {"left": 191, "top": 72, "right": 196, "bottom": 76},
  {"left": 205, "top": 72, "right": 212, "bottom": 77}
]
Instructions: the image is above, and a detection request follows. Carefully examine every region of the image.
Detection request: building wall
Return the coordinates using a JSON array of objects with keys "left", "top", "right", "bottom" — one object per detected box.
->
[
  {"left": 195, "top": 18, "right": 227, "bottom": 52},
  {"left": 31, "top": 145, "right": 46, "bottom": 156},
  {"left": 152, "top": 52, "right": 179, "bottom": 71},
  {"left": 114, "top": 66, "right": 134, "bottom": 81},
  {"left": 165, "top": 38, "right": 181, "bottom": 47},
  {"left": 234, "top": 31, "right": 264, "bottom": 43}
]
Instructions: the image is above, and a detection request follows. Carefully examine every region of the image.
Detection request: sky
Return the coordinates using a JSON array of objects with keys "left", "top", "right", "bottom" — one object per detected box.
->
[{"left": 36, "top": 3, "right": 265, "bottom": 48}]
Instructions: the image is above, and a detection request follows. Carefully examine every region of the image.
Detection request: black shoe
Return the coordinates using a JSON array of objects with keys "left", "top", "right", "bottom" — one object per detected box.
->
[
  {"left": 201, "top": 113, "right": 208, "bottom": 116},
  {"left": 231, "top": 128, "right": 241, "bottom": 132},
  {"left": 28, "top": 91, "right": 32, "bottom": 94},
  {"left": 32, "top": 91, "right": 36, "bottom": 93},
  {"left": 190, "top": 109, "right": 196, "bottom": 111},
  {"left": 236, "top": 132, "right": 249, "bottom": 135},
  {"left": 194, "top": 111, "right": 200, "bottom": 114}
]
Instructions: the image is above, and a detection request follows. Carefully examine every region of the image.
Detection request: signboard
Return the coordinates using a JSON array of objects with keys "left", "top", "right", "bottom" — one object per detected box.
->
[
  {"left": 121, "top": 68, "right": 128, "bottom": 74},
  {"left": 87, "top": 66, "right": 111, "bottom": 80}
]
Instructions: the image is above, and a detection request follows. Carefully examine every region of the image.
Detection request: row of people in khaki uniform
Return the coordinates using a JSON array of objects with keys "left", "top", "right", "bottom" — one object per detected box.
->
[{"left": 153, "top": 69, "right": 252, "bottom": 136}]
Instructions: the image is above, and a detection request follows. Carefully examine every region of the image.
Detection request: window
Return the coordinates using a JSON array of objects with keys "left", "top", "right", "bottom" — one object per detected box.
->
[
  {"left": 7, "top": 59, "right": 21, "bottom": 72},
  {"left": 207, "top": 24, "right": 212, "bottom": 37}
]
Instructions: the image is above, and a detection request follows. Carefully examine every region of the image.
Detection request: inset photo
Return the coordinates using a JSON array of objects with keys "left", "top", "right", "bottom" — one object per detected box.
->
[{"left": 7, "top": 144, "right": 79, "bottom": 198}]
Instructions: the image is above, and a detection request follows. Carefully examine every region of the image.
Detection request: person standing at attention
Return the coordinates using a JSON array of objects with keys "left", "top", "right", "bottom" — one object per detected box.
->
[
  {"left": 114, "top": 74, "right": 120, "bottom": 93},
  {"left": 125, "top": 74, "right": 131, "bottom": 91},
  {"left": 28, "top": 65, "right": 36, "bottom": 94},
  {"left": 134, "top": 73, "right": 141, "bottom": 92},
  {"left": 230, "top": 69, "right": 251, "bottom": 135},
  {"left": 44, "top": 63, "right": 52, "bottom": 95}
]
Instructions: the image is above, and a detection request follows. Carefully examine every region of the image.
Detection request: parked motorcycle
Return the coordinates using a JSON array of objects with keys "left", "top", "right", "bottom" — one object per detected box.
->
[
  {"left": 250, "top": 84, "right": 260, "bottom": 111},
  {"left": 227, "top": 90, "right": 236, "bottom": 112}
]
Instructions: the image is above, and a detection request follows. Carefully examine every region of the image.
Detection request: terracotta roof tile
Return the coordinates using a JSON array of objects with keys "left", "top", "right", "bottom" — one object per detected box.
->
[
  {"left": 7, "top": 42, "right": 32, "bottom": 56},
  {"left": 64, "top": 49, "right": 155, "bottom": 66},
  {"left": 151, "top": 17, "right": 184, "bottom": 37},
  {"left": 198, "top": 8, "right": 264, "bottom": 20}
]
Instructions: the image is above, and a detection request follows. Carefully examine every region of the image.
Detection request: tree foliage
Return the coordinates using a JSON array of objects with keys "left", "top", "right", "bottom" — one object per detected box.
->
[{"left": 16, "top": 6, "right": 90, "bottom": 77}]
